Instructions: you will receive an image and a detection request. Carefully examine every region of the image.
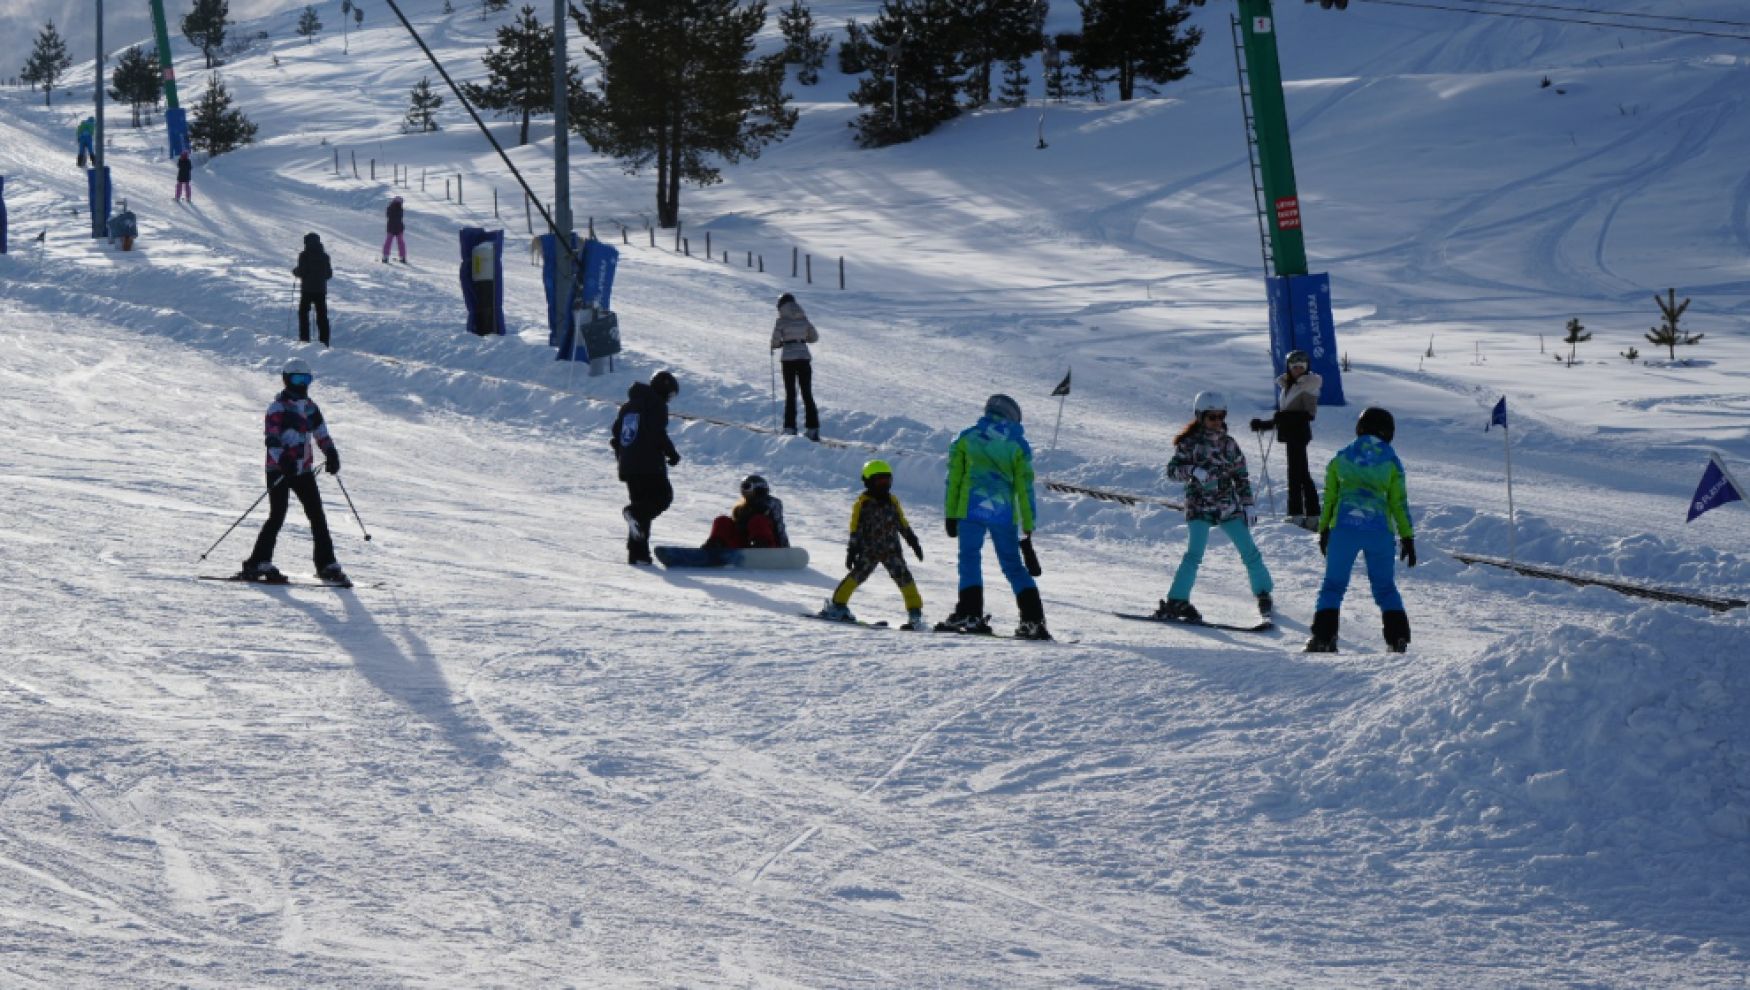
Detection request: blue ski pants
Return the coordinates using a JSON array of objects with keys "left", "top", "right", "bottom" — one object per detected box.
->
[
  {"left": 1167, "top": 517, "right": 1273, "bottom": 602},
  {"left": 957, "top": 519, "right": 1035, "bottom": 594},
  {"left": 1316, "top": 527, "right": 1404, "bottom": 614}
]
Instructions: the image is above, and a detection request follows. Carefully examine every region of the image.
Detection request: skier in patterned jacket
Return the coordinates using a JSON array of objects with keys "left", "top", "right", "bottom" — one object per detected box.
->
[
  {"left": 240, "top": 358, "right": 346, "bottom": 584},
  {"left": 819, "top": 460, "right": 927, "bottom": 629},
  {"left": 1306, "top": 407, "right": 1416, "bottom": 654},
  {"left": 939, "top": 395, "right": 1051, "bottom": 640},
  {"left": 1154, "top": 391, "right": 1274, "bottom": 624}
]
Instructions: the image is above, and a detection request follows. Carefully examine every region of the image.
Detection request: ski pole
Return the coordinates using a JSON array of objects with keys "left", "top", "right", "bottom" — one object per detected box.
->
[
  {"left": 1254, "top": 431, "right": 1278, "bottom": 516},
  {"left": 286, "top": 279, "right": 297, "bottom": 337},
  {"left": 769, "top": 350, "right": 779, "bottom": 430},
  {"left": 199, "top": 477, "right": 284, "bottom": 561},
  {"left": 332, "top": 474, "right": 374, "bottom": 542}
]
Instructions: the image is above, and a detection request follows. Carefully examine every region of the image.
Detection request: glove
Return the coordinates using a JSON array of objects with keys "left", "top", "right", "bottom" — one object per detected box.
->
[
  {"left": 905, "top": 531, "right": 923, "bottom": 562},
  {"left": 1318, "top": 530, "right": 1330, "bottom": 557},
  {"left": 1249, "top": 417, "right": 1275, "bottom": 433},
  {"left": 845, "top": 541, "right": 861, "bottom": 571},
  {"left": 1244, "top": 509, "right": 1256, "bottom": 528},
  {"left": 666, "top": 450, "right": 681, "bottom": 467},
  {"left": 324, "top": 450, "right": 340, "bottom": 475},
  {"left": 945, "top": 518, "right": 958, "bottom": 539},
  {"left": 1020, "top": 536, "right": 1043, "bottom": 578},
  {"left": 1399, "top": 537, "right": 1417, "bottom": 568}
]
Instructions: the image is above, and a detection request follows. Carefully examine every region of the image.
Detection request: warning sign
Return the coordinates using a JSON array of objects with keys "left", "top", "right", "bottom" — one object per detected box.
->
[{"left": 1274, "top": 196, "right": 1301, "bottom": 231}]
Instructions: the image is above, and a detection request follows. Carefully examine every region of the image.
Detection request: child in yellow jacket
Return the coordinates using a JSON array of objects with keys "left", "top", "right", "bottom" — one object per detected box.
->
[{"left": 818, "top": 460, "right": 927, "bottom": 629}]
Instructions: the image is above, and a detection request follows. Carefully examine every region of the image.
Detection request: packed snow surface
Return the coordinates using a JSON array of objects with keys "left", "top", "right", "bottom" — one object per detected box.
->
[{"left": 2, "top": 0, "right": 1747, "bottom": 985}]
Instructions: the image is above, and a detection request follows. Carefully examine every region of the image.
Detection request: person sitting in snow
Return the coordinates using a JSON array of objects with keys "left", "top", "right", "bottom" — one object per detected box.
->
[
  {"left": 819, "top": 460, "right": 926, "bottom": 630},
  {"left": 704, "top": 474, "right": 790, "bottom": 550}
]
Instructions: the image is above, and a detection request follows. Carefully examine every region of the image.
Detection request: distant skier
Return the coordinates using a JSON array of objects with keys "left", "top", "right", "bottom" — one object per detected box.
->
[
  {"left": 239, "top": 358, "right": 347, "bottom": 585},
  {"left": 1250, "top": 349, "right": 1322, "bottom": 525},
  {"left": 704, "top": 474, "right": 789, "bottom": 549},
  {"left": 1155, "top": 391, "right": 1274, "bottom": 624},
  {"left": 611, "top": 370, "right": 681, "bottom": 565},
  {"left": 770, "top": 292, "right": 821, "bottom": 441},
  {"left": 819, "top": 460, "right": 926, "bottom": 630},
  {"left": 173, "top": 151, "right": 193, "bottom": 203},
  {"left": 1306, "top": 407, "right": 1416, "bottom": 653},
  {"left": 76, "top": 117, "right": 94, "bottom": 167},
  {"left": 938, "top": 395, "right": 1051, "bottom": 640},
  {"left": 292, "top": 232, "right": 334, "bottom": 346},
  {"left": 382, "top": 195, "right": 406, "bottom": 263}
]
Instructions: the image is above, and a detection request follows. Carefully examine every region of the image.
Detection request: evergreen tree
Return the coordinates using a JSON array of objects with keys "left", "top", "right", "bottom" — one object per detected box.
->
[
  {"left": 443, "top": 0, "right": 454, "bottom": 12},
  {"left": 848, "top": 0, "right": 966, "bottom": 147},
  {"left": 778, "top": 0, "right": 831, "bottom": 86},
  {"left": 22, "top": 22, "right": 74, "bottom": 107},
  {"left": 342, "top": 0, "right": 353, "bottom": 51},
  {"left": 1073, "top": 0, "right": 1201, "bottom": 101},
  {"left": 181, "top": 0, "right": 231, "bottom": 69},
  {"left": 189, "top": 73, "right": 259, "bottom": 155},
  {"left": 571, "top": 0, "right": 797, "bottom": 229},
  {"left": 1561, "top": 317, "right": 1591, "bottom": 366},
  {"left": 405, "top": 76, "right": 444, "bottom": 132},
  {"left": 481, "top": 0, "right": 511, "bottom": 15},
  {"left": 109, "top": 45, "right": 162, "bottom": 127},
  {"left": 297, "top": 6, "right": 323, "bottom": 43},
  {"left": 838, "top": 18, "right": 873, "bottom": 74},
  {"left": 1645, "top": 288, "right": 1702, "bottom": 361},
  {"left": 961, "top": 0, "right": 1046, "bottom": 107},
  {"left": 463, "top": 5, "right": 576, "bottom": 146},
  {"left": 997, "top": 57, "right": 1029, "bottom": 107}
]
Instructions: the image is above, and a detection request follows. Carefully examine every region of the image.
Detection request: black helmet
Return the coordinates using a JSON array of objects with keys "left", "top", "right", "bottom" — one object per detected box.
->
[
  {"left": 650, "top": 370, "right": 679, "bottom": 399},
  {"left": 777, "top": 292, "right": 796, "bottom": 308},
  {"left": 984, "top": 394, "right": 1022, "bottom": 423},
  {"left": 740, "top": 474, "right": 770, "bottom": 497},
  {"left": 1356, "top": 406, "right": 1395, "bottom": 443}
]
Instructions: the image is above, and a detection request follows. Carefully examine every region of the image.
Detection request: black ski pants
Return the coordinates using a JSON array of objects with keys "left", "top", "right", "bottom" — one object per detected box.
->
[
  {"left": 623, "top": 474, "right": 673, "bottom": 534},
  {"left": 782, "top": 359, "right": 818, "bottom": 431},
  {"left": 298, "top": 291, "right": 331, "bottom": 346},
  {"left": 1283, "top": 437, "right": 1320, "bottom": 518},
  {"left": 249, "top": 471, "right": 336, "bottom": 570}
]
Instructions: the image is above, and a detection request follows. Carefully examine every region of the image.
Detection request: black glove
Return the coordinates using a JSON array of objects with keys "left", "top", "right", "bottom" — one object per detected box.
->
[
  {"left": 1399, "top": 536, "right": 1417, "bottom": 568},
  {"left": 904, "top": 531, "right": 923, "bottom": 562},
  {"left": 1318, "top": 529, "right": 1330, "bottom": 557},
  {"left": 666, "top": 450, "right": 681, "bottom": 467},
  {"left": 1250, "top": 417, "right": 1275, "bottom": 433},
  {"left": 324, "top": 450, "right": 340, "bottom": 475},
  {"left": 845, "top": 542, "right": 860, "bottom": 571},
  {"left": 1020, "top": 536, "right": 1043, "bottom": 577},
  {"left": 945, "top": 518, "right": 958, "bottom": 538}
]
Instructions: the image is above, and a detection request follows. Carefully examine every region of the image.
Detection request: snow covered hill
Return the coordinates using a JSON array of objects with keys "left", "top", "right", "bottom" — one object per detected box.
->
[{"left": 1, "top": 1, "right": 1747, "bottom": 985}]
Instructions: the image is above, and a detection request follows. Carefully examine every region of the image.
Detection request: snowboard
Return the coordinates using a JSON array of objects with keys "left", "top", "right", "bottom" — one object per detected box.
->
[
  {"left": 200, "top": 575, "right": 361, "bottom": 590},
  {"left": 1113, "top": 612, "right": 1274, "bottom": 633},
  {"left": 654, "top": 546, "right": 810, "bottom": 570}
]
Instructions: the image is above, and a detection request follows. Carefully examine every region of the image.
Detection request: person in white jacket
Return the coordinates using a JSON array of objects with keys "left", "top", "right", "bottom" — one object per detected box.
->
[
  {"left": 770, "top": 293, "right": 821, "bottom": 441},
  {"left": 1251, "top": 349, "right": 1323, "bottom": 524}
]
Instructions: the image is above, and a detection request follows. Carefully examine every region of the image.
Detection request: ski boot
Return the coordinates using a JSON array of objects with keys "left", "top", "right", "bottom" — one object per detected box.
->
[
  {"left": 316, "top": 562, "right": 351, "bottom": 587},
  {"left": 1256, "top": 591, "right": 1274, "bottom": 618},
  {"left": 781, "top": 426, "right": 798, "bottom": 437},
  {"left": 238, "top": 559, "right": 287, "bottom": 584},
  {"left": 900, "top": 608, "right": 927, "bottom": 631},
  {"left": 627, "top": 537, "right": 653, "bottom": 565},
  {"left": 1382, "top": 610, "right": 1411, "bottom": 654},
  {"left": 805, "top": 428, "right": 821, "bottom": 442},
  {"left": 935, "top": 586, "right": 993, "bottom": 634},
  {"left": 1152, "top": 598, "right": 1201, "bottom": 624},
  {"left": 1304, "top": 609, "right": 1340, "bottom": 653},
  {"left": 622, "top": 507, "right": 646, "bottom": 543},
  {"left": 817, "top": 600, "right": 856, "bottom": 623},
  {"left": 1014, "top": 588, "right": 1052, "bottom": 640}
]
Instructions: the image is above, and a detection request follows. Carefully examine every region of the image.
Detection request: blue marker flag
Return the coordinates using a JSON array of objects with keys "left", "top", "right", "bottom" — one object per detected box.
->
[
  {"left": 1486, "top": 396, "right": 1508, "bottom": 431},
  {"left": 1687, "top": 455, "right": 1744, "bottom": 523}
]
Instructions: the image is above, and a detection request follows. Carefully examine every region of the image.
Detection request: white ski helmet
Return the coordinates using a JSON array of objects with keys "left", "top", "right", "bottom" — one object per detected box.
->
[
  {"left": 283, "top": 357, "right": 312, "bottom": 377},
  {"left": 1192, "top": 390, "right": 1227, "bottom": 415}
]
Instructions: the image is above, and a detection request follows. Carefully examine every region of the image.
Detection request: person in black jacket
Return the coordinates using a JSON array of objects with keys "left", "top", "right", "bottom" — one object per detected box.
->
[
  {"left": 611, "top": 371, "right": 681, "bottom": 564},
  {"left": 292, "top": 232, "right": 334, "bottom": 346},
  {"left": 382, "top": 196, "right": 405, "bottom": 263},
  {"left": 174, "top": 151, "right": 193, "bottom": 203}
]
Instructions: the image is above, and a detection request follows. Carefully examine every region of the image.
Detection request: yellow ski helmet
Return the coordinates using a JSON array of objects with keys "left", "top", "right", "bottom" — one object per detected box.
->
[{"left": 861, "top": 459, "right": 893, "bottom": 481}]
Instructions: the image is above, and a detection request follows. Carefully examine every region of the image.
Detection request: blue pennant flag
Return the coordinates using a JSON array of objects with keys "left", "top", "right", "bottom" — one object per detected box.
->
[
  {"left": 1687, "top": 455, "right": 1745, "bottom": 523},
  {"left": 1486, "top": 396, "right": 1508, "bottom": 431}
]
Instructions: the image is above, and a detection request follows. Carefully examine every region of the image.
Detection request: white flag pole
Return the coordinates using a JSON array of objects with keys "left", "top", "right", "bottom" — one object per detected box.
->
[
  {"left": 1503, "top": 418, "right": 1517, "bottom": 564},
  {"left": 1045, "top": 368, "right": 1069, "bottom": 467}
]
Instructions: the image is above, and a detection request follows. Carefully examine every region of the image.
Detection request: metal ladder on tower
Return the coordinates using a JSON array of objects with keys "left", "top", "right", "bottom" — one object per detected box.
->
[{"left": 1229, "top": 14, "right": 1275, "bottom": 278}]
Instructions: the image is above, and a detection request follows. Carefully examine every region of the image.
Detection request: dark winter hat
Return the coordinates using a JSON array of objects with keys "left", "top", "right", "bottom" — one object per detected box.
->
[
  {"left": 304, "top": 232, "right": 321, "bottom": 246},
  {"left": 777, "top": 293, "right": 796, "bottom": 308},
  {"left": 741, "top": 474, "right": 770, "bottom": 496},
  {"left": 984, "top": 394, "right": 1022, "bottom": 424},
  {"left": 650, "top": 370, "right": 679, "bottom": 399},
  {"left": 1356, "top": 406, "right": 1396, "bottom": 443}
]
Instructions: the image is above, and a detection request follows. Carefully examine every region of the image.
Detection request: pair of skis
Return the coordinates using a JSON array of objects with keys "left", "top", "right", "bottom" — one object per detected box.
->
[{"left": 199, "top": 574, "right": 364, "bottom": 590}]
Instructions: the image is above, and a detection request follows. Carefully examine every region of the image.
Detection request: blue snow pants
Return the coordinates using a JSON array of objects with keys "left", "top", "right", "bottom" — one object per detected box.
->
[
  {"left": 957, "top": 519, "right": 1035, "bottom": 594},
  {"left": 1167, "top": 517, "right": 1273, "bottom": 602},
  {"left": 1316, "top": 527, "right": 1404, "bottom": 613}
]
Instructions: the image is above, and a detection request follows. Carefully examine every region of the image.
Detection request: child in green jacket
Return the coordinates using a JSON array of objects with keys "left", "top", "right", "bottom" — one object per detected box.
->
[{"left": 1307, "top": 407, "right": 1417, "bottom": 653}]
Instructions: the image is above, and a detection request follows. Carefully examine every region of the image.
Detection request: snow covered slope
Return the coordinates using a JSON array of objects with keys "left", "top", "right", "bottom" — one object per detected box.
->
[{"left": 1, "top": 1, "right": 1747, "bottom": 985}]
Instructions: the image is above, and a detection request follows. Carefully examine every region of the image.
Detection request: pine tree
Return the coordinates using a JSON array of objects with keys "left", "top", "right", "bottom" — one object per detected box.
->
[
  {"left": 297, "top": 6, "right": 323, "bottom": 43},
  {"left": 181, "top": 0, "right": 231, "bottom": 69},
  {"left": 22, "top": 22, "right": 74, "bottom": 107},
  {"left": 463, "top": 5, "right": 576, "bottom": 146},
  {"left": 848, "top": 0, "right": 966, "bottom": 147},
  {"left": 1073, "top": 0, "right": 1200, "bottom": 101},
  {"left": 961, "top": 0, "right": 1046, "bottom": 107},
  {"left": 1645, "top": 288, "right": 1702, "bottom": 362},
  {"left": 778, "top": 0, "right": 831, "bottom": 86},
  {"left": 1561, "top": 317, "right": 1591, "bottom": 366},
  {"left": 839, "top": 18, "right": 873, "bottom": 74},
  {"left": 481, "top": 0, "right": 511, "bottom": 16},
  {"left": 109, "top": 45, "right": 162, "bottom": 127},
  {"left": 405, "top": 76, "right": 444, "bottom": 132},
  {"left": 443, "top": 0, "right": 454, "bottom": 12},
  {"left": 572, "top": 0, "right": 797, "bottom": 229},
  {"left": 998, "top": 58, "right": 1029, "bottom": 106},
  {"left": 188, "top": 73, "right": 259, "bottom": 155},
  {"left": 341, "top": 0, "right": 353, "bottom": 51}
]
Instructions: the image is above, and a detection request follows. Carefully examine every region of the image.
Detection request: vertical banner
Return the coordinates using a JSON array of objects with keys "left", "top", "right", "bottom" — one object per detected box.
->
[
  {"left": 581, "top": 239, "right": 618, "bottom": 311},
  {"left": 1266, "top": 272, "right": 1345, "bottom": 405},
  {"left": 458, "top": 227, "right": 505, "bottom": 336},
  {"left": 1, "top": 176, "right": 8, "bottom": 254},
  {"left": 86, "top": 167, "right": 113, "bottom": 240},
  {"left": 537, "top": 232, "right": 581, "bottom": 347}
]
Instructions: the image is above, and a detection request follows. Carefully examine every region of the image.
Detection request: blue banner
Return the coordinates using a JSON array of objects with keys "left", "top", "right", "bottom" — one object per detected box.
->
[
  {"left": 86, "top": 167, "right": 112, "bottom": 239},
  {"left": 582, "top": 239, "right": 618, "bottom": 311},
  {"left": 1266, "top": 272, "right": 1345, "bottom": 405},
  {"left": 1687, "top": 456, "right": 1744, "bottom": 522},
  {"left": 537, "top": 232, "right": 581, "bottom": 347},
  {"left": 1, "top": 175, "right": 7, "bottom": 254},
  {"left": 458, "top": 227, "right": 505, "bottom": 335},
  {"left": 165, "top": 107, "right": 189, "bottom": 159}
]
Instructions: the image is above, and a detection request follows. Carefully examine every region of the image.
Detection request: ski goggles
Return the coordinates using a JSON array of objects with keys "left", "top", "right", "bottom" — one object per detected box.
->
[
  {"left": 1288, "top": 361, "right": 1309, "bottom": 371},
  {"left": 286, "top": 372, "right": 313, "bottom": 387}
]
